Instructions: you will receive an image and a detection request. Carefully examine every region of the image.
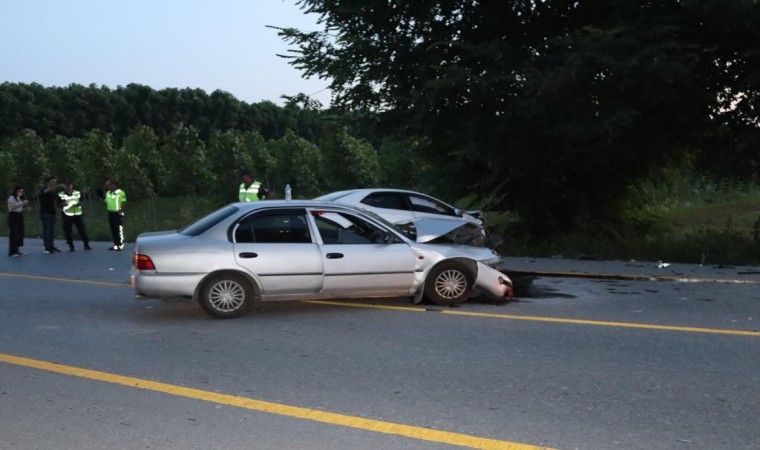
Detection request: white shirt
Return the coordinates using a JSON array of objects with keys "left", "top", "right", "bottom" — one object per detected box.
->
[{"left": 7, "top": 195, "right": 26, "bottom": 213}]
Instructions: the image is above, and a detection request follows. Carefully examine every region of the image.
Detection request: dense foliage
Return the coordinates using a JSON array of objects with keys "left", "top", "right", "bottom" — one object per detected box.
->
[
  {"left": 3, "top": 1, "right": 759, "bottom": 244},
  {"left": 0, "top": 82, "right": 420, "bottom": 203},
  {"left": 278, "top": 0, "right": 760, "bottom": 236},
  {"left": 0, "top": 82, "right": 325, "bottom": 142}
]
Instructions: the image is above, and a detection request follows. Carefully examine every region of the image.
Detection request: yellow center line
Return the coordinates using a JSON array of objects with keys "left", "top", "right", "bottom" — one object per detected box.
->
[
  {"left": 4, "top": 272, "right": 756, "bottom": 337},
  {"left": 0, "top": 353, "right": 550, "bottom": 450},
  {"left": 508, "top": 270, "right": 760, "bottom": 284},
  {"left": 305, "top": 301, "right": 760, "bottom": 337},
  {"left": 0, "top": 272, "right": 129, "bottom": 288}
]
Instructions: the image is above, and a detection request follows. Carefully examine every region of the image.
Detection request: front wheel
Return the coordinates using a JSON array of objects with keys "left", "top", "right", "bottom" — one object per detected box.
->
[
  {"left": 425, "top": 261, "right": 473, "bottom": 306},
  {"left": 199, "top": 273, "right": 253, "bottom": 319}
]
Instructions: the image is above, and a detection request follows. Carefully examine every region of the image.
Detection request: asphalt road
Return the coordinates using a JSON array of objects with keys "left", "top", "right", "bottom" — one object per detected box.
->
[{"left": 1, "top": 238, "right": 759, "bottom": 449}]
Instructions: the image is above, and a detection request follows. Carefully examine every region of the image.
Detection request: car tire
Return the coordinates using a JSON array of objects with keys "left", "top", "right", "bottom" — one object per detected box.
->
[
  {"left": 199, "top": 273, "right": 253, "bottom": 319},
  {"left": 425, "top": 261, "right": 473, "bottom": 306}
]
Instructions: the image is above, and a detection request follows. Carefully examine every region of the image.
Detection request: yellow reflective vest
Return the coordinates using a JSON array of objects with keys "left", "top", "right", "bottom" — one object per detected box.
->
[
  {"left": 239, "top": 181, "right": 262, "bottom": 202},
  {"left": 59, "top": 190, "right": 83, "bottom": 216}
]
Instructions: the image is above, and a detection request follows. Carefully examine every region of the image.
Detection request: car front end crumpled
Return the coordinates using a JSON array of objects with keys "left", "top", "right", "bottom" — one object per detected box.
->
[{"left": 473, "top": 261, "right": 514, "bottom": 300}]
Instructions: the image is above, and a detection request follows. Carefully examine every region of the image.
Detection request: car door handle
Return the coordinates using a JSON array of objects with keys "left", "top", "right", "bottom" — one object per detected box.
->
[
  {"left": 239, "top": 252, "right": 258, "bottom": 258},
  {"left": 326, "top": 253, "right": 344, "bottom": 259}
]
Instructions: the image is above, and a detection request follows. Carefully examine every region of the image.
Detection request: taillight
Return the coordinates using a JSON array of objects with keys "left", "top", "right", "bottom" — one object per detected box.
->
[{"left": 133, "top": 254, "right": 156, "bottom": 270}]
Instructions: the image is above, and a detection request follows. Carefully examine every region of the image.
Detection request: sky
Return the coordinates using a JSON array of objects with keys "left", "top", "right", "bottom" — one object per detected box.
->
[{"left": 0, "top": 0, "right": 332, "bottom": 106}]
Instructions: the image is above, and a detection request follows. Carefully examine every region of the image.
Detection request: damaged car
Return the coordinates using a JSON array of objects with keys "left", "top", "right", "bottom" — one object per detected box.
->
[
  {"left": 314, "top": 188, "right": 502, "bottom": 248},
  {"left": 131, "top": 200, "right": 513, "bottom": 319}
]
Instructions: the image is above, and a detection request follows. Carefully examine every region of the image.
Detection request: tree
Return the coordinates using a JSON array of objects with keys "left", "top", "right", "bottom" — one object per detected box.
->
[
  {"left": 0, "top": 147, "right": 18, "bottom": 195},
  {"left": 121, "top": 126, "right": 162, "bottom": 198},
  {"left": 76, "top": 130, "right": 118, "bottom": 194},
  {"left": 207, "top": 129, "right": 258, "bottom": 200},
  {"left": 375, "top": 136, "right": 428, "bottom": 189},
  {"left": 45, "top": 136, "right": 87, "bottom": 186},
  {"left": 279, "top": 0, "right": 760, "bottom": 235},
  {"left": 319, "top": 127, "right": 380, "bottom": 192},
  {"left": 3, "top": 129, "right": 49, "bottom": 192},
  {"left": 160, "top": 124, "right": 212, "bottom": 196},
  {"left": 268, "top": 130, "right": 323, "bottom": 198}
]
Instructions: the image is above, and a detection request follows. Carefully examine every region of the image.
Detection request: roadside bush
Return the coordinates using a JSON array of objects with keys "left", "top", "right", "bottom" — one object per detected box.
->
[{"left": 639, "top": 221, "right": 760, "bottom": 265}]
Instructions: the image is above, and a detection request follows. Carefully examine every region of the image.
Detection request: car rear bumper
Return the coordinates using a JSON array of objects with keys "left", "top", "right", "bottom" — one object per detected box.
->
[{"left": 131, "top": 270, "right": 204, "bottom": 298}]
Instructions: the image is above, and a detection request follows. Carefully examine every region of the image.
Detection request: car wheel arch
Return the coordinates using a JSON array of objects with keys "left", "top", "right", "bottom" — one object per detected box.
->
[
  {"left": 424, "top": 258, "right": 478, "bottom": 306},
  {"left": 194, "top": 270, "right": 261, "bottom": 303},
  {"left": 440, "top": 257, "right": 478, "bottom": 276}
]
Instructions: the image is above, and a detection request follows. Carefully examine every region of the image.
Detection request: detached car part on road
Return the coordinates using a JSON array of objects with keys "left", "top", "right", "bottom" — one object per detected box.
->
[
  {"left": 314, "top": 188, "right": 502, "bottom": 248},
  {"left": 131, "top": 200, "right": 513, "bottom": 318}
]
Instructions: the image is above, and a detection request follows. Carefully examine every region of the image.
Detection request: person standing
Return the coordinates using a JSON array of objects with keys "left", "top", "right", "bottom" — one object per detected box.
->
[
  {"left": 104, "top": 179, "right": 127, "bottom": 251},
  {"left": 238, "top": 170, "right": 263, "bottom": 202},
  {"left": 39, "top": 176, "right": 65, "bottom": 253},
  {"left": 7, "top": 186, "right": 29, "bottom": 257},
  {"left": 58, "top": 182, "right": 92, "bottom": 251}
]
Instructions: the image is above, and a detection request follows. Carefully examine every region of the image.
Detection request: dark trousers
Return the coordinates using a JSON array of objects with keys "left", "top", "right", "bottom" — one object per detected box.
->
[
  {"left": 62, "top": 214, "right": 90, "bottom": 248},
  {"left": 108, "top": 211, "right": 124, "bottom": 247},
  {"left": 40, "top": 212, "right": 57, "bottom": 250},
  {"left": 8, "top": 212, "right": 24, "bottom": 255}
]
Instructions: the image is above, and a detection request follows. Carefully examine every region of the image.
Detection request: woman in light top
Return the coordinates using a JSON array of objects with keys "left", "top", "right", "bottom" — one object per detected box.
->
[{"left": 7, "top": 186, "right": 29, "bottom": 257}]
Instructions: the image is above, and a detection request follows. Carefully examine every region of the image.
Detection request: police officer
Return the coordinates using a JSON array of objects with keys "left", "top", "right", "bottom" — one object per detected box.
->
[
  {"left": 58, "top": 181, "right": 92, "bottom": 251},
  {"left": 239, "top": 170, "right": 264, "bottom": 202},
  {"left": 104, "top": 179, "right": 127, "bottom": 251}
]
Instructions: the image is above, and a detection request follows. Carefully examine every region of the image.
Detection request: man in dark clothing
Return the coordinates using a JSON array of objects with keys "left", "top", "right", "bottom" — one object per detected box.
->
[{"left": 39, "top": 176, "right": 65, "bottom": 253}]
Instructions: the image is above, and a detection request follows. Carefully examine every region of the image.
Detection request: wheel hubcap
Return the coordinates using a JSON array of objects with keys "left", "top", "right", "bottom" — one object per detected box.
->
[
  {"left": 209, "top": 280, "right": 246, "bottom": 312},
  {"left": 435, "top": 269, "right": 467, "bottom": 299}
]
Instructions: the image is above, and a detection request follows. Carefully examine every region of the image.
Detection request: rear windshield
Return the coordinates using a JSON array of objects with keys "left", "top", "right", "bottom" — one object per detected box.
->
[{"left": 179, "top": 205, "right": 238, "bottom": 236}]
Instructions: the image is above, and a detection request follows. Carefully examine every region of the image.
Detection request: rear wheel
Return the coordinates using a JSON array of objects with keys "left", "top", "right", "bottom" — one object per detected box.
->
[
  {"left": 425, "top": 261, "right": 473, "bottom": 306},
  {"left": 199, "top": 273, "right": 253, "bottom": 319}
]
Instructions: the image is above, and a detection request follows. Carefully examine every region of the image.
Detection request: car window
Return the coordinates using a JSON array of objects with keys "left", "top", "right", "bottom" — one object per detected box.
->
[
  {"left": 235, "top": 211, "right": 311, "bottom": 244},
  {"left": 312, "top": 211, "right": 387, "bottom": 244},
  {"left": 408, "top": 194, "right": 457, "bottom": 216},
  {"left": 179, "top": 205, "right": 238, "bottom": 237},
  {"left": 360, "top": 192, "right": 410, "bottom": 211}
]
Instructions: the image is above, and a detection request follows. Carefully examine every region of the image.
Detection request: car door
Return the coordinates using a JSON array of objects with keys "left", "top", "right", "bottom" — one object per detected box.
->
[
  {"left": 309, "top": 209, "right": 417, "bottom": 297},
  {"left": 233, "top": 208, "right": 324, "bottom": 296}
]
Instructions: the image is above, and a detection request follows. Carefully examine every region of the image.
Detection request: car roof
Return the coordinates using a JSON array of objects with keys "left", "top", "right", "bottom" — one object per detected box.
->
[
  {"left": 323, "top": 188, "right": 428, "bottom": 195},
  {"left": 314, "top": 188, "right": 443, "bottom": 201},
  {"left": 231, "top": 199, "right": 413, "bottom": 219},
  {"left": 233, "top": 199, "right": 359, "bottom": 209}
]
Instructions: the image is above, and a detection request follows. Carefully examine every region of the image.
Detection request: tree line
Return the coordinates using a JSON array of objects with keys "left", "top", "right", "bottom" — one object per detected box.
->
[{"left": 0, "top": 82, "right": 425, "bottom": 204}]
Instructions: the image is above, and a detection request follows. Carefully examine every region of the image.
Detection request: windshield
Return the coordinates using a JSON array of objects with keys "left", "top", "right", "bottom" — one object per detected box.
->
[
  {"left": 353, "top": 206, "right": 406, "bottom": 235},
  {"left": 179, "top": 205, "right": 238, "bottom": 236}
]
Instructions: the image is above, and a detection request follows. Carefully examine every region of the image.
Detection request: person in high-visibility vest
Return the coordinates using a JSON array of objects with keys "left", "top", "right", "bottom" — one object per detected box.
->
[
  {"left": 104, "top": 179, "right": 127, "bottom": 251},
  {"left": 239, "top": 170, "right": 264, "bottom": 202},
  {"left": 58, "top": 182, "right": 92, "bottom": 251}
]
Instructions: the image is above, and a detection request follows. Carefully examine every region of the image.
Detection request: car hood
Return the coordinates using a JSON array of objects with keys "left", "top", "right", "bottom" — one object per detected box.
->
[{"left": 409, "top": 218, "right": 477, "bottom": 243}]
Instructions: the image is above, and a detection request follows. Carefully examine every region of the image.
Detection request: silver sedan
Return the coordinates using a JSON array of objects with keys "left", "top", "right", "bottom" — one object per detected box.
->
[{"left": 131, "top": 200, "right": 513, "bottom": 318}]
